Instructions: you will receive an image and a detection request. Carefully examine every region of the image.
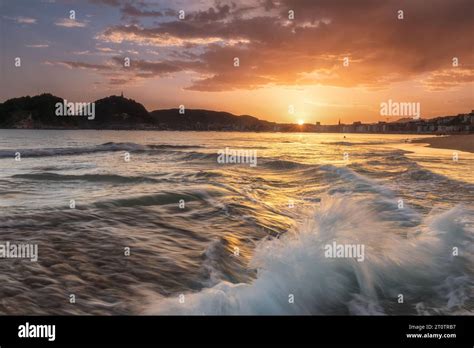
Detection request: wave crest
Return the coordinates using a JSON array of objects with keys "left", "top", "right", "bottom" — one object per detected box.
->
[
  {"left": 0, "top": 142, "right": 201, "bottom": 158},
  {"left": 142, "top": 194, "right": 473, "bottom": 315}
]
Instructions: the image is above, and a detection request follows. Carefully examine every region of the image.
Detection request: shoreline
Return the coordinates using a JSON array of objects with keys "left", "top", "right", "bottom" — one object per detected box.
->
[
  {"left": 1, "top": 128, "right": 473, "bottom": 153},
  {"left": 1, "top": 127, "right": 473, "bottom": 134},
  {"left": 412, "top": 134, "right": 474, "bottom": 154}
]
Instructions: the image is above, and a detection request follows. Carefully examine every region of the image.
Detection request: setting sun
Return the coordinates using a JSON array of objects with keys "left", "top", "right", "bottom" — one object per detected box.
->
[{"left": 298, "top": 120, "right": 305, "bottom": 126}]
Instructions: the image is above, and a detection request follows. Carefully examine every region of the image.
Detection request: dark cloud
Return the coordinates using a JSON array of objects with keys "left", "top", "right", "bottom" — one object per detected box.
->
[
  {"left": 90, "top": 0, "right": 474, "bottom": 91},
  {"left": 121, "top": 3, "right": 164, "bottom": 18},
  {"left": 262, "top": 0, "right": 277, "bottom": 11},
  {"left": 47, "top": 56, "right": 194, "bottom": 87},
  {"left": 110, "top": 56, "right": 184, "bottom": 75},
  {"left": 189, "top": 4, "right": 232, "bottom": 22}
]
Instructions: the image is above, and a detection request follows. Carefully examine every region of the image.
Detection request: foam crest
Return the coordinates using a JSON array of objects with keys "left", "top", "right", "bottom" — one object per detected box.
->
[{"left": 143, "top": 194, "right": 473, "bottom": 315}]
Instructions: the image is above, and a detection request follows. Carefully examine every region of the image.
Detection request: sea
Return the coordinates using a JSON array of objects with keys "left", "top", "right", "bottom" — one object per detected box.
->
[{"left": 0, "top": 130, "right": 472, "bottom": 315}]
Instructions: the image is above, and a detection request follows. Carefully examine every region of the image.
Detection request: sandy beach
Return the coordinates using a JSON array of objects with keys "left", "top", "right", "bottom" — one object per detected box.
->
[{"left": 413, "top": 134, "right": 474, "bottom": 153}]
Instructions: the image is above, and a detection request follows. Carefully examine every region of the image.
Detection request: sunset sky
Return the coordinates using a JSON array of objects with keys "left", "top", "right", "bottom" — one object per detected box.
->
[{"left": 1, "top": 0, "right": 473, "bottom": 124}]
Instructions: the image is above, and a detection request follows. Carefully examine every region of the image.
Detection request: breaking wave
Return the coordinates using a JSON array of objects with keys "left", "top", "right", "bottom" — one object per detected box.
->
[{"left": 143, "top": 194, "right": 474, "bottom": 315}]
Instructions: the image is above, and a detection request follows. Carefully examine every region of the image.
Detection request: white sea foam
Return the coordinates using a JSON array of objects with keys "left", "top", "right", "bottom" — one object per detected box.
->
[{"left": 144, "top": 194, "right": 473, "bottom": 315}]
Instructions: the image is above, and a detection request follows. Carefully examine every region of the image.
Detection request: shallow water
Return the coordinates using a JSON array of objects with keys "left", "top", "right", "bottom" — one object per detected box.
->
[{"left": 0, "top": 130, "right": 472, "bottom": 315}]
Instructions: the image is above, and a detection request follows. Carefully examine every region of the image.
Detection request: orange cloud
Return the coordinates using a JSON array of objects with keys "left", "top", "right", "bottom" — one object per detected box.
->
[{"left": 88, "top": 0, "right": 474, "bottom": 92}]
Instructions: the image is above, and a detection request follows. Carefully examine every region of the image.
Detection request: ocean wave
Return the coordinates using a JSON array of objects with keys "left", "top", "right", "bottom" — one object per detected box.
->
[
  {"left": 0, "top": 142, "right": 202, "bottom": 159},
  {"left": 30, "top": 164, "right": 97, "bottom": 171},
  {"left": 93, "top": 187, "right": 227, "bottom": 208},
  {"left": 12, "top": 172, "right": 159, "bottom": 184},
  {"left": 142, "top": 194, "right": 473, "bottom": 315},
  {"left": 147, "top": 144, "right": 204, "bottom": 150},
  {"left": 399, "top": 163, "right": 474, "bottom": 189},
  {"left": 193, "top": 171, "right": 223, "bottom": 179},
  {"left": 320, "top": 164, "right": 395, "bottom": 196},
  {"left": 403, "top": 167, "right": 452, "bottom": 181},
  {"left": 180, "top": 152, "right": 217, "bottom": 161},
  {"left": 261, "top": 160, "right": 308, "bottom": 170}
]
